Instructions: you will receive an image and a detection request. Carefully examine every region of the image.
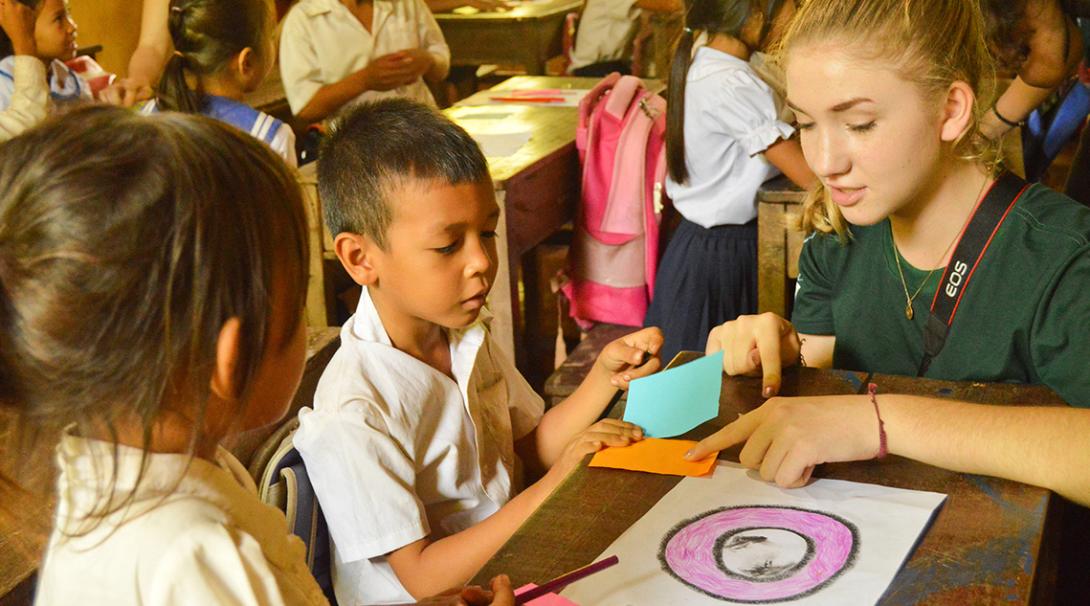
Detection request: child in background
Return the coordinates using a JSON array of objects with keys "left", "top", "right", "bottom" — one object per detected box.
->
[
  {"left": 0, "top": 0, "right": 46, "bottom": 140},
  {"left": 294, "top": 99, "right": 663, "bottom": 605},
  {"left": 142, "top": 0, "right": 297, "bottom": 167},
  {"left": 0, "top": 0, "right": 90, "bottom": 112},
  {"left": 567, "top": 0, "right": 682, "bottom": 77},
  {"left": 0, "top": 106, "right": 513, "bottom": 606},
  {"left": 643, "top": 0, "right": 814, "bottom": 363},
  {"left": 279, "top": 0, "right": 450, "bottom": 124}
]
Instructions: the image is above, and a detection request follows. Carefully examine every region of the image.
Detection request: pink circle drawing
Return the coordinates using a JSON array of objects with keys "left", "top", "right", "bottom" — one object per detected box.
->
[{"left": 659, "top": 505, "right": 858, "bottom": 603}]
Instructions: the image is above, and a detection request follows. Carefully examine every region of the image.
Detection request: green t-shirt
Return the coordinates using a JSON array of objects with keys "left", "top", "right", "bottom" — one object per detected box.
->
[{"left": 792, "top": 184, "right": 1090, "bottom": 407}]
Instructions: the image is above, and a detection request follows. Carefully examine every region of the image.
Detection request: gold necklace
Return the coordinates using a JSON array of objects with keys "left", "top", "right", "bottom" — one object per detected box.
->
[{"left": 892, "top": 175, "right": 989, "bottom": 321}]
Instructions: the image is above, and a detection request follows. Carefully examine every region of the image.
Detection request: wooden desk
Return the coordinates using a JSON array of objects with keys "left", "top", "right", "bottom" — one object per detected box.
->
[
  {"left": 0, "top": 327, "right": 341, "bottom": 606},
  {"left": 435, "top": 0, "right": 583, "bottom": 74},
  {"left": 475, "top": 360, "right": 1066, "bottom": 604},
  {"left": 757, "top": 175, "right": 807, "bottom": 318}
]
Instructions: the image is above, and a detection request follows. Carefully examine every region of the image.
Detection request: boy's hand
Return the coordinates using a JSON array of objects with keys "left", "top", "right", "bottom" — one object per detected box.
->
[
  {"left": 0, "top": 0, "right": 39, "bottom": 57},
  {"left": 100, "top": 77, "right": 154, "bottom": 107},
  {"left": 597, "top": 327, "right": 664, "bottom": 389},
  {"left": 362, "top": 52, "right": 420, "bottom": 91},
  {"left": 546, "top": 419, "right": 644, "bottom": 482}
]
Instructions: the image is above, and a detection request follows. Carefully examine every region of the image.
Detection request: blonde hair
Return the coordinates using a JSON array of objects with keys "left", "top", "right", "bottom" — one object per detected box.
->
[{"left": 777, "top": 0, "right": 1002, "bottom": 238}]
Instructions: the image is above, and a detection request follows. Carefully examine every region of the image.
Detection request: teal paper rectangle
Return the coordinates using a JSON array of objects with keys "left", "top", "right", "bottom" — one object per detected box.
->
[{"left": 622, "top": 351, "right": 724, "bottom": 438}]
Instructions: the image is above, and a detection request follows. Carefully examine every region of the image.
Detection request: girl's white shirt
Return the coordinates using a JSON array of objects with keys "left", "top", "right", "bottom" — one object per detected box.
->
[
  {"left": 35, "top": 430, "right": 329, "bottom": 606},
  {"left": 666, "top": 46, "right": 795, "bottom": 228}
]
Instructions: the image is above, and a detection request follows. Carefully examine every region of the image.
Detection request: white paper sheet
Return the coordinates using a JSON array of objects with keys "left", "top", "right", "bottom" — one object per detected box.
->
[
  {"left": 562, "top": 462, "right": 946, "bottom": 605},
  {"left": 466, "top": 129, "right": 533, "bottom": 157}
]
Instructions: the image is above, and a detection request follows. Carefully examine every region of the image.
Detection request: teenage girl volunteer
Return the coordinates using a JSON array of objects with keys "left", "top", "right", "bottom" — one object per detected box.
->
[{"left": 685, "top": 0, "right": 1090, "bottom": 508}]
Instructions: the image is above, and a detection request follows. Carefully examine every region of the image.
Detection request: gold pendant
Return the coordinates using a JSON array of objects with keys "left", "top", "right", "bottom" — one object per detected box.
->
[{"left": 905, "top": 303, "right": 914, "bottom": 320}]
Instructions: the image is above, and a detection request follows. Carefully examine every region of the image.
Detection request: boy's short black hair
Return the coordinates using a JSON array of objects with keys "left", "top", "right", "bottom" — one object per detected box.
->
[{"left": 317, "top": 99, "right": 490, "bottom": 247}]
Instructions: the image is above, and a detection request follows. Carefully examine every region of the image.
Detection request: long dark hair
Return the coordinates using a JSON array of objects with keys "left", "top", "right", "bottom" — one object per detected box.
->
[
  {"left": 667, "top": 0, "right": 785, "bottom": 184},
  {"left": 0, "top": 106, "right": 308, "bottom": 526},
  {"left": 158, "top": 0, "right": 271, "bottom": 113},
  {"left": 0, "top": 0, "right": 42, "bottom": 59}
]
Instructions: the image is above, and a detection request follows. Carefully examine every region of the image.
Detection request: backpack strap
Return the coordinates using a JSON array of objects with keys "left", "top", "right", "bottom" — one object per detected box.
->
[{"left": 918, "top": 172, "right": 1030, "bottom": 376}]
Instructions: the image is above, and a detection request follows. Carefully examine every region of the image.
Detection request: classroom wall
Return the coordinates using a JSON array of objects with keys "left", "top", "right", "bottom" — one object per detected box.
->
[{"left": 70, "top": 0, "right": 142, "bottom": 77}]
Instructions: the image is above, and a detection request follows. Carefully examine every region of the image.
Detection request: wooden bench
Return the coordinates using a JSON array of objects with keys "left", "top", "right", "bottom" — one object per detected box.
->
[
  {"left": 756, "top": 175, "right": 806, "bottom": 318},
  {"left": 543, "top": 323, "right": 635, "bottom": 408}
]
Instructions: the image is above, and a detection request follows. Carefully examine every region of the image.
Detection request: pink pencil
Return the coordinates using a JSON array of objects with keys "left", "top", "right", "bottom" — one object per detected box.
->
[{"left": 513, "top": 555, "right": 620, "bottom": 604}]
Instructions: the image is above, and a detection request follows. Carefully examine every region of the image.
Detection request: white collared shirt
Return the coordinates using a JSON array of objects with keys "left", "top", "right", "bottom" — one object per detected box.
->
[
  {"left": 568, "top": 0, "right": 640, "bottom": 71},
  {"left": 293, "top": 288, "right": 544, "bottom": 605},
  {"left": 666, "top": 46, "right": 794, "bottom": 228},
  {"left": 279, "top": 0, "right": 450, "bottom": 116},
  {"left": 35, "top": 431, "right": 328, "bottom": 606}
]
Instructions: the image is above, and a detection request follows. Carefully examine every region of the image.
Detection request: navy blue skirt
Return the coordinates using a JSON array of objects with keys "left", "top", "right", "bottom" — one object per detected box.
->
[{"left": 644, "top": 218, "right": 757, "bottom": 364}]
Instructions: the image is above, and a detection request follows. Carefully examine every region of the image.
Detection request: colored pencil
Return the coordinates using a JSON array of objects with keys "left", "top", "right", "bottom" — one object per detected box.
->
[{"left": 513, "top": 555, "right": 620, "bottom": 604}]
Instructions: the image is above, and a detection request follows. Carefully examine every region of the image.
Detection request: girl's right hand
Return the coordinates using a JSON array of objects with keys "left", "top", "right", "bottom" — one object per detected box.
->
[
  {"left": 0, "top": 0, "right": 39, "bottom": 57},
  {"left": 706, "top": 313, "right": 801, "bottom": 398}
]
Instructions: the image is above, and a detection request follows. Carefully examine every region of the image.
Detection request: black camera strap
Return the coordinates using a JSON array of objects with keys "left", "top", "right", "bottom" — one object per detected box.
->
[{"left": 918, "top": 172, "right": 1030, "bottom": 376}]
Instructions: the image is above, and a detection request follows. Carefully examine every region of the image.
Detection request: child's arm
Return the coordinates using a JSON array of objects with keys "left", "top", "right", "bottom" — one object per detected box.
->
[
  {"left": 126, "top": 0, "right": 172, "bottom": 91},
  {"left": 516, "top": 327, "right": 664, "bottom": 471},
  {"left": 414, "top": 0, "right": 452, "bottom": 84},
  {"left": 0, "top": 2, "right": 46, "bottom": 141},
  {"left": 291, "top": 54, "right": 419, "bottom": 123},
  {"left": 763, "top": 137, "right": 817, "bottom": 190},
  {"left": 386, "top": 421, "right": 637, "bottom": 598}
]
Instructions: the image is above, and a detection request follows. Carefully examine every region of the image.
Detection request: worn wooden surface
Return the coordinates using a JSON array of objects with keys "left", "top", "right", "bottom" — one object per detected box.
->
[
  {"left": 0, "top": 327, "right": 341, "bottom": 606},
  {"left": 757, "top": 175, "right": 806, "bottom": 317},
  {"left": 435, "top": 0, "right": 583, "bottom": 74},
  {"left": 544, "top": 323, "right": 636, "bottom": 407},
  {"left": 481, "top": 356, "right": 1066, "bottom": 604}
]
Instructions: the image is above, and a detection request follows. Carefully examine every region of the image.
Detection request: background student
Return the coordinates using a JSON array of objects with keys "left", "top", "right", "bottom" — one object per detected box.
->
[
  {"left": 279, "top": 0, "right": 450, "bottom": 124},
  {"left": 142, "top": 0, "right": 297, "bottom": 167},
  {"left": 567, "top": 0, "right": 682, "bottom": 77},
  {"left": 686, "top": 0, "right": 1090, "bottom": 501},
  {"left": 0, "top": 106, "right": 514, "bottom": 606},
  {"left": 644, "top": 0, "right": 815, "bottom": 364},
  {"left": 0, "top": 0, "right": 46, "bottom": 140},
  {"left": 0, "top": 0, "right": 90, "bottom": 112}
]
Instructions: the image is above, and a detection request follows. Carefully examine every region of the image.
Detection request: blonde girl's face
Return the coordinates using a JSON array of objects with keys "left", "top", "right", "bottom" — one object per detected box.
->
[
  {"left": 785, "top": 42, "right": 948, "bottom": 226},
  {"left": 34, "top": 0, "right": 77, "bottom": 61}
]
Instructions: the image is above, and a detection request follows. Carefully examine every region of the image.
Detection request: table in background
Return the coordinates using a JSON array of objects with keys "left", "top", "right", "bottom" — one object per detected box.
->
[
  {"left": 475, "top": 359, "right": 1066, "bottom": 604},
  {"left": 757, "top": 175, "right": 806, "bottom": 318},
  {"left": 435, "top": 0, "right": 583, "bottom": 75}
]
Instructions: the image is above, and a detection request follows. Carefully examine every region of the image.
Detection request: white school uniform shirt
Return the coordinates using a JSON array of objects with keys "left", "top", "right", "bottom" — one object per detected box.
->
[
  {"left": 0, "top": 56, "right": 90, "bottom": 115},
  {"left": 141, "top": 95, "right": 298, "bottom": 167},
  {"left": 35, "top": 430, "right": 328, "bottom": 606},
  {"left": 279, "top": 0, "right": 450, "bottom": 116},
  {"left": 0, "top": 56, "right": 47, "bottom": 141},
  {"left": 666, "top": 46, "right": 795, "bottom": 228},
  {"left": 293, "top": 287, "right": 544, "bottom": 605},
  {"left": 568, "top": 0, "right": 640, "bottom": 71}
]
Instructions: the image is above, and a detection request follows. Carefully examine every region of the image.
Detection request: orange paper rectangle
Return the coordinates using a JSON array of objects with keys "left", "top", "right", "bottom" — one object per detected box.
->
[{"left": 588, "top": 438, "right": 718, "bottom": 477}]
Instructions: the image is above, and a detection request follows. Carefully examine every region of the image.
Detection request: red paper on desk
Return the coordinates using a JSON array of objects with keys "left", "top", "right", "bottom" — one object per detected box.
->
[
  {"left": 515, "top": 583, "right": 580, "bottom": 605},
  {"left": 589, "top": 438, "right": 717, "bottom": 476}
]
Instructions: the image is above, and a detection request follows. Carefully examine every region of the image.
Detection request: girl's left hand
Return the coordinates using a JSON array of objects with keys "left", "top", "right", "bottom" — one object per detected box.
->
[{"left": 597, "top": 326, "right": 664, "bottom": 389}]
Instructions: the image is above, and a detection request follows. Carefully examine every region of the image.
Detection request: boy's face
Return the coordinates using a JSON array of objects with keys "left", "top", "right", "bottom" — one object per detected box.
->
[
  {"left": 370, "top": 178, "right": 500, "bottom": 330},
  {"left": 35, "top": 0, "right": 77, "bottom": 62}
]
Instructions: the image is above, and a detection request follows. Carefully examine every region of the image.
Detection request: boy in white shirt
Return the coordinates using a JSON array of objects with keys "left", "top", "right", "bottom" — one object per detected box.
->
[
  {"left": 294, "top": 99, "right": 664, "bottom": 605},
  {"left": 279, "top": 0, "right": 449, "bottom": 124},
  {"left": 567, "top": 0, "right": 681, "bottom": 77}
]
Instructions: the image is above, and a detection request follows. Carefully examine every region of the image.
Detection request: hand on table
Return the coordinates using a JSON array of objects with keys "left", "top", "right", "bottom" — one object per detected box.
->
[
  {"left": 547, "top": 419, "right": 644, "bottom": 482},
  {"left": 683, "top": 394, "right": 881, "bottom": 487},
  {"left": 705, "top": 313, "right": 801, "bottom": 398},
  {"left": 597, "top": 326, "right": 664, "bottom": 390}
]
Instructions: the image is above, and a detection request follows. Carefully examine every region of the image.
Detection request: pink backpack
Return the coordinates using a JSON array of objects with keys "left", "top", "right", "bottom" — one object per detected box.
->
[{"left": 561, "top": 73, "right": 667, "bottom": 328}]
